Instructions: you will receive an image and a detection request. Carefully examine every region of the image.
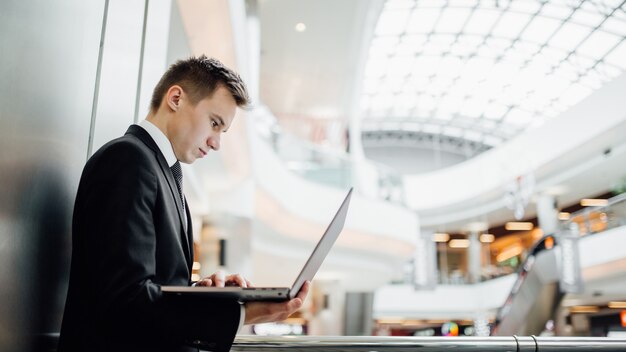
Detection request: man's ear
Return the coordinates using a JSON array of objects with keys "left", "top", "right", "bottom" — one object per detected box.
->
[{"left": 166, "top": 85, "right": 183, "bottom": 112}]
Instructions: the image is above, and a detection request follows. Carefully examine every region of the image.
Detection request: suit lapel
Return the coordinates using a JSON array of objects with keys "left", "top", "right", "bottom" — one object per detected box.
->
[{"left": 125, "top": 125, "right": 192, "bottom": 265}]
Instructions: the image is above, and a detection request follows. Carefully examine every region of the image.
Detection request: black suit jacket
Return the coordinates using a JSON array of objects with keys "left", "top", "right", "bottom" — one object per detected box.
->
[{"left": 59, "top": 125, "right": 241, "bottom": 352}]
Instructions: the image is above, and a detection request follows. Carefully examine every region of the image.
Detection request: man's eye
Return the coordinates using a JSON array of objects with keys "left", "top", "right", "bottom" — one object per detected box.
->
[{"left": 211, "top": 120, "right": 218, "bottom": 128}]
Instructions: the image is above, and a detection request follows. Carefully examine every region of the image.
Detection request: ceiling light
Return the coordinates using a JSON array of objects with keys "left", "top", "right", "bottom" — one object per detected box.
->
[
  {"left": 480, "top": 234, "right": 495, "bottom": 243},
  {"left": 608, "top": 302, "right": 626, "bottom": 309},
  {"left": 558, "top": 212, "right": 571, "bottom": 220},
  {"left": 505, "top": 222, "right": 534, "bottom": 231},
  {"left": 295, "top": 22, "right": 306, "bottom": 32},
  {"left": 449, "top": 239, "right": 470, "bottom": 248},
  {"left": 432, "top": 233, "right": 450, "bottom": 242},
  {"left": 569, "top": 305, "right": 599, "bottom": 313},
  {"left": 580, "top": 199, "right": 608, "bottom": 207}
]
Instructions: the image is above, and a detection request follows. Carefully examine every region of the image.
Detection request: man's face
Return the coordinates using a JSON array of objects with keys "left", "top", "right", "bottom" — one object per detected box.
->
[{"left": 169, "top": 85, "right": 236, "bottom": 164}]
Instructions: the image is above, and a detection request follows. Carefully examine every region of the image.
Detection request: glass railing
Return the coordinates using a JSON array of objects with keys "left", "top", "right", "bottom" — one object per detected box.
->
[
  {"left": 252, "top": 106, "right": 405, "bottom": 205},
  {"left": 566, "top": 192, "right": 626, "bottom": 235},
  {"left": 228, "top": 335, "right": 626, "bottom": 351}
]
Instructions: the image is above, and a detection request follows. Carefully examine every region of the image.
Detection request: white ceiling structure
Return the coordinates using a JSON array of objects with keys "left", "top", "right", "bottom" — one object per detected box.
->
[
  {"left": 362, "top": 0, "right": 626, "bottom": 150},
  {"left": 257, "top": 0, "right": 626, "bottom": 230}
]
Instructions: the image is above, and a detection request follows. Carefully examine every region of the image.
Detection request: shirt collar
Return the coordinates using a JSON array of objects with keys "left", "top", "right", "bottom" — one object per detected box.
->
[{"left": 138, "top": 119, "right": 178, "bottom": 167}]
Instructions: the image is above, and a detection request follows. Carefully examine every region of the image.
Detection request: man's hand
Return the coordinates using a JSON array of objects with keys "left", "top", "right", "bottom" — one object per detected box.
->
[
  {"left": 244, "top": 281, "right": 310, "bottom": 325},
  {"left": 195, "top": 270, "right": 252, "bottom": 288}
]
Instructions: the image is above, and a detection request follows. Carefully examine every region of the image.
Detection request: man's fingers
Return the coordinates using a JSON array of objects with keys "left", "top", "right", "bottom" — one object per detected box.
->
[
  {"left": 212, "top": 271, "right": 226, "bottom": 287},
  {"left": 225, "top": 274, "right": 247, "bottom": 288},
  {"left": 196, "top": 278, "right": 213, "bottom": 287}
]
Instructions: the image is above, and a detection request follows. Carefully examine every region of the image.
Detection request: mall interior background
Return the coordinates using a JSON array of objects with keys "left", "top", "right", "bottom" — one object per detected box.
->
[{"left": 1, "top": 0, "right": 626, "bottom": 350}]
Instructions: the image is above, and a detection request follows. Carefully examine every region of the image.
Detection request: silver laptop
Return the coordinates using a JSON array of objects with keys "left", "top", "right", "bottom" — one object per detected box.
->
[{"left": 161, "top": 187, "right": 353, "bottom": 302}]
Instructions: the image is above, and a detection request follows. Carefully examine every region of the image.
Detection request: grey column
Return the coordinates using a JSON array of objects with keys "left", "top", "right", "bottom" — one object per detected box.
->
[
  {"left": 537, "top": 194, "right": 559, "bottom": 236},
  {"left": 468, "top": 231, "right": 481, "bottom": 284}
]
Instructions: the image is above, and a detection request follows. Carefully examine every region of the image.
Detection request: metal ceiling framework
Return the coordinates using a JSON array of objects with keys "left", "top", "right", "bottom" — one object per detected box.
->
[{"left": 360, "top": 0, "right": 626, "bottom": 153}]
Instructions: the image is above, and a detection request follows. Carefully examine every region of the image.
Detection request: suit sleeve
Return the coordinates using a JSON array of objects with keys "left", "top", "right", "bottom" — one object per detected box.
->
[{"left": 77, "top": 141, "right": 240, "bottom": 349}]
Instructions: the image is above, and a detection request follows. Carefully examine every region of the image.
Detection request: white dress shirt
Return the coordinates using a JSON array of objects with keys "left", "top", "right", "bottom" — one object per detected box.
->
[{"left": 137, "top": 120, "right": 246, "bottom": 330}]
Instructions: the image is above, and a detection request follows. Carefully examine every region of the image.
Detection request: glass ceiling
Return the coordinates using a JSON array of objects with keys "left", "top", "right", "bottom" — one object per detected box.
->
[{"left": 360, "top": 0, "right": 626, "bottom": 148}]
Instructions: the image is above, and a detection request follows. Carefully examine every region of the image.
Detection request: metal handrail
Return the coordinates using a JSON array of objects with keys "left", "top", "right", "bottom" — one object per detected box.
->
[{"left": 230, "top": 335, "right": 626, "bottom": 352}]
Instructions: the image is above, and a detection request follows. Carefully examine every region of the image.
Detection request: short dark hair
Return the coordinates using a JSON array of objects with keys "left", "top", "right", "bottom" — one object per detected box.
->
[{"left": 150, "top": 55, "right": 250, "bottom": 113}]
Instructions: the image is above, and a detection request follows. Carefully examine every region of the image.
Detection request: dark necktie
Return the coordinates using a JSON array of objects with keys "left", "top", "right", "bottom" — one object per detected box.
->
[{"left": 170, "top": 161, "right": 187, "bottom": 229}]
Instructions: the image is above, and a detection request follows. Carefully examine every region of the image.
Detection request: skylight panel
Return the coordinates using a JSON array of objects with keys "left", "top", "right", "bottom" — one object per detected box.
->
[
  {"left": 406, "top": 8, "right": 441, "bottom": 34},
  {"left": 504, "top": 108, "right": 533, "bottom": 126},
  {"left": 559, "top": 84, "right": 593, "bottom": 106},
  {"left": 577, "top": 30, "right": 621, "bottom": 58},
  {"left": 483, "top": 135, "right": 503, "bottom": 146},
  {"left": 521, "top": 16, "right": 563, "bottom": 44},
  {"left": 464, "top": 130, "right": 483, "bottom": 142},
  {"left": 369, "top": 36, "right": 399, "bottom": 57},
  {"left": 508, "top": 0, "right": 542, "bottom": 14},
  {"left": 604, "top": 40, "right": 626, "bottom": 69},
  {"left": 435, "top": 8, "right": 472, "bottom": 33},
  {"left": 397, "top": 34, "right": 428, "bottom": 55},
  {"left": 571, "top": 7, "right": 608, "bottom": 28},
  {"left": 463, "top": 9, "right": 501, "bottom": 33},
  {"left": 549, "top": 22, "right": 591, "bottom": 51},
  {"left": 384, "top": 0, "right": 415, "bottom": 10},
  {"left": 388, "top": 56, "right": 416, "bottom": 77},
  {"left": 443, "top": 126, "right": 463, "bottom": 137},
  {"left": 365, "top": 57, "right": 389, "bottom": 78},
  {"left": 376, "top": 10, "right": 411, "bottom": 35},
  {"left": 483, "top": 103, "right": 508, "bottom": 120},
  {"left": 602, "top": 16, "right": 626, "bottom": 36},
  {"left": 540, "top": 2, "right": 575, "bottom": 18},
  {"left": 492, "top": 11, "right": 532, "bottom": 39}
]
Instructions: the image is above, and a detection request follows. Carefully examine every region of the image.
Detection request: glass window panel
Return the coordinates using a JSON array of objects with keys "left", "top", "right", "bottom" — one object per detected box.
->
[
  {"left": 485, "top": 36, "right": 513, "bottom": 51},
  {"left": 534, "top": 74, "right": 570, "bottom": 97},
  {"left": 422, "top": 124, "right": 441, "bottom": 134},
  {"left": 436, "top": 8, "right": 472, "bottom": 33},
  {"left": 437, "top": 56, "right": 465, "bottom": 78},
  {"left": 447, "top": 0, "right": 479, "bottom": 7},
  {"left": 540, "top": 3, "right": 575, "bottom": 18},
  {"left": 412, "top": 56, "right": 439, "bottom": 76},
  {"left": 504, "top": 108, "right": 533, "bottom": 126},
  {"left": 388, "top": 56, "right": 416, "bottom": 77},
  {"left": 577, "top": 30, "right": 621, "bottom": 58},
  {"left": 601, "top": 17, "right": 626, "bottom": 36},
  {"left": 464, "top": 130, "right": 483, "bottom": 142},
  {"left": 450, "top": 35, "right": 482, "bottom": 56},
  {"left": 571, "top": 8, "right": 607, "bottom": 28},
  {"left": 540, "top": 46, "right": 569, "bottom": 64},
  {"left": 385, "top": 0, "right": 416, "bottom": 10},
  {"left": 604, "top": 41, "right": 626, "bottom": 69},
  {"left": 484, "top": 135, "right": 503, "bottom": 146},
  {"left": 365, "top": 57, "right": 389, "bottom": 78},
  {"left": 397, "top": 34, "right": 428, "bottom": 55},
  {"left": 443, "top": 126, "right": 463, "bottom": 137},
  {"left": 479, "top": 119, "right": 497, "bottom": 130},
  {"left": 462, "top": 56, "right": 493, "bottom": 80},
  {"left": 548, "top": 22, "right": 590, "bottom": 51},
  {"left": 406, "top": 8, "right": 441, "bottom": 33},
  {"left": 464, "top": 9, "right": 501, "bottom": 33},
  {"left": 521, "top": 16, "right": 563, "bottom": 44},
  {"left": 559, "top": 84, "right": 593, "bottom": 106},
  {"left": 462, "top": 97, "right": 486, "bottom": 117},
  {"left": 370, "top": 36, "right": 400, "bottom": 55},
  {"left": 370, "top": 93, "right": 395, "bottom": 110},
  {"left": 578, "top": 72, "right": 605, "bottom": 89},
  {"left": 417, "top": 94, "right": 436, "bottom": 111},
  {"left": 492, "top": 11, "right": 532, "bottom": 38},
  {"left": 509, "top": 0, "right": 542, "bottom": 14},
  {"left": 594, "top": 61, "right": 623, "bottom": 79},
  {"left": 376, "top": 10, "right": 411, "bottom": 35}
]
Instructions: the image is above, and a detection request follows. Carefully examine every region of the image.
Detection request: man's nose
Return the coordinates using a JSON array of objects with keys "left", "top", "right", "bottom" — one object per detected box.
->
[{"left": 207, "top": 135, "right": 220, "bottom": 151}]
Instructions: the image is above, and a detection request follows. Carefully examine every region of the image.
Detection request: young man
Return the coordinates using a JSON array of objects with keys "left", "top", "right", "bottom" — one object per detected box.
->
[{"left": 59, "top": 56, "right": 309, "bottom": 352}]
